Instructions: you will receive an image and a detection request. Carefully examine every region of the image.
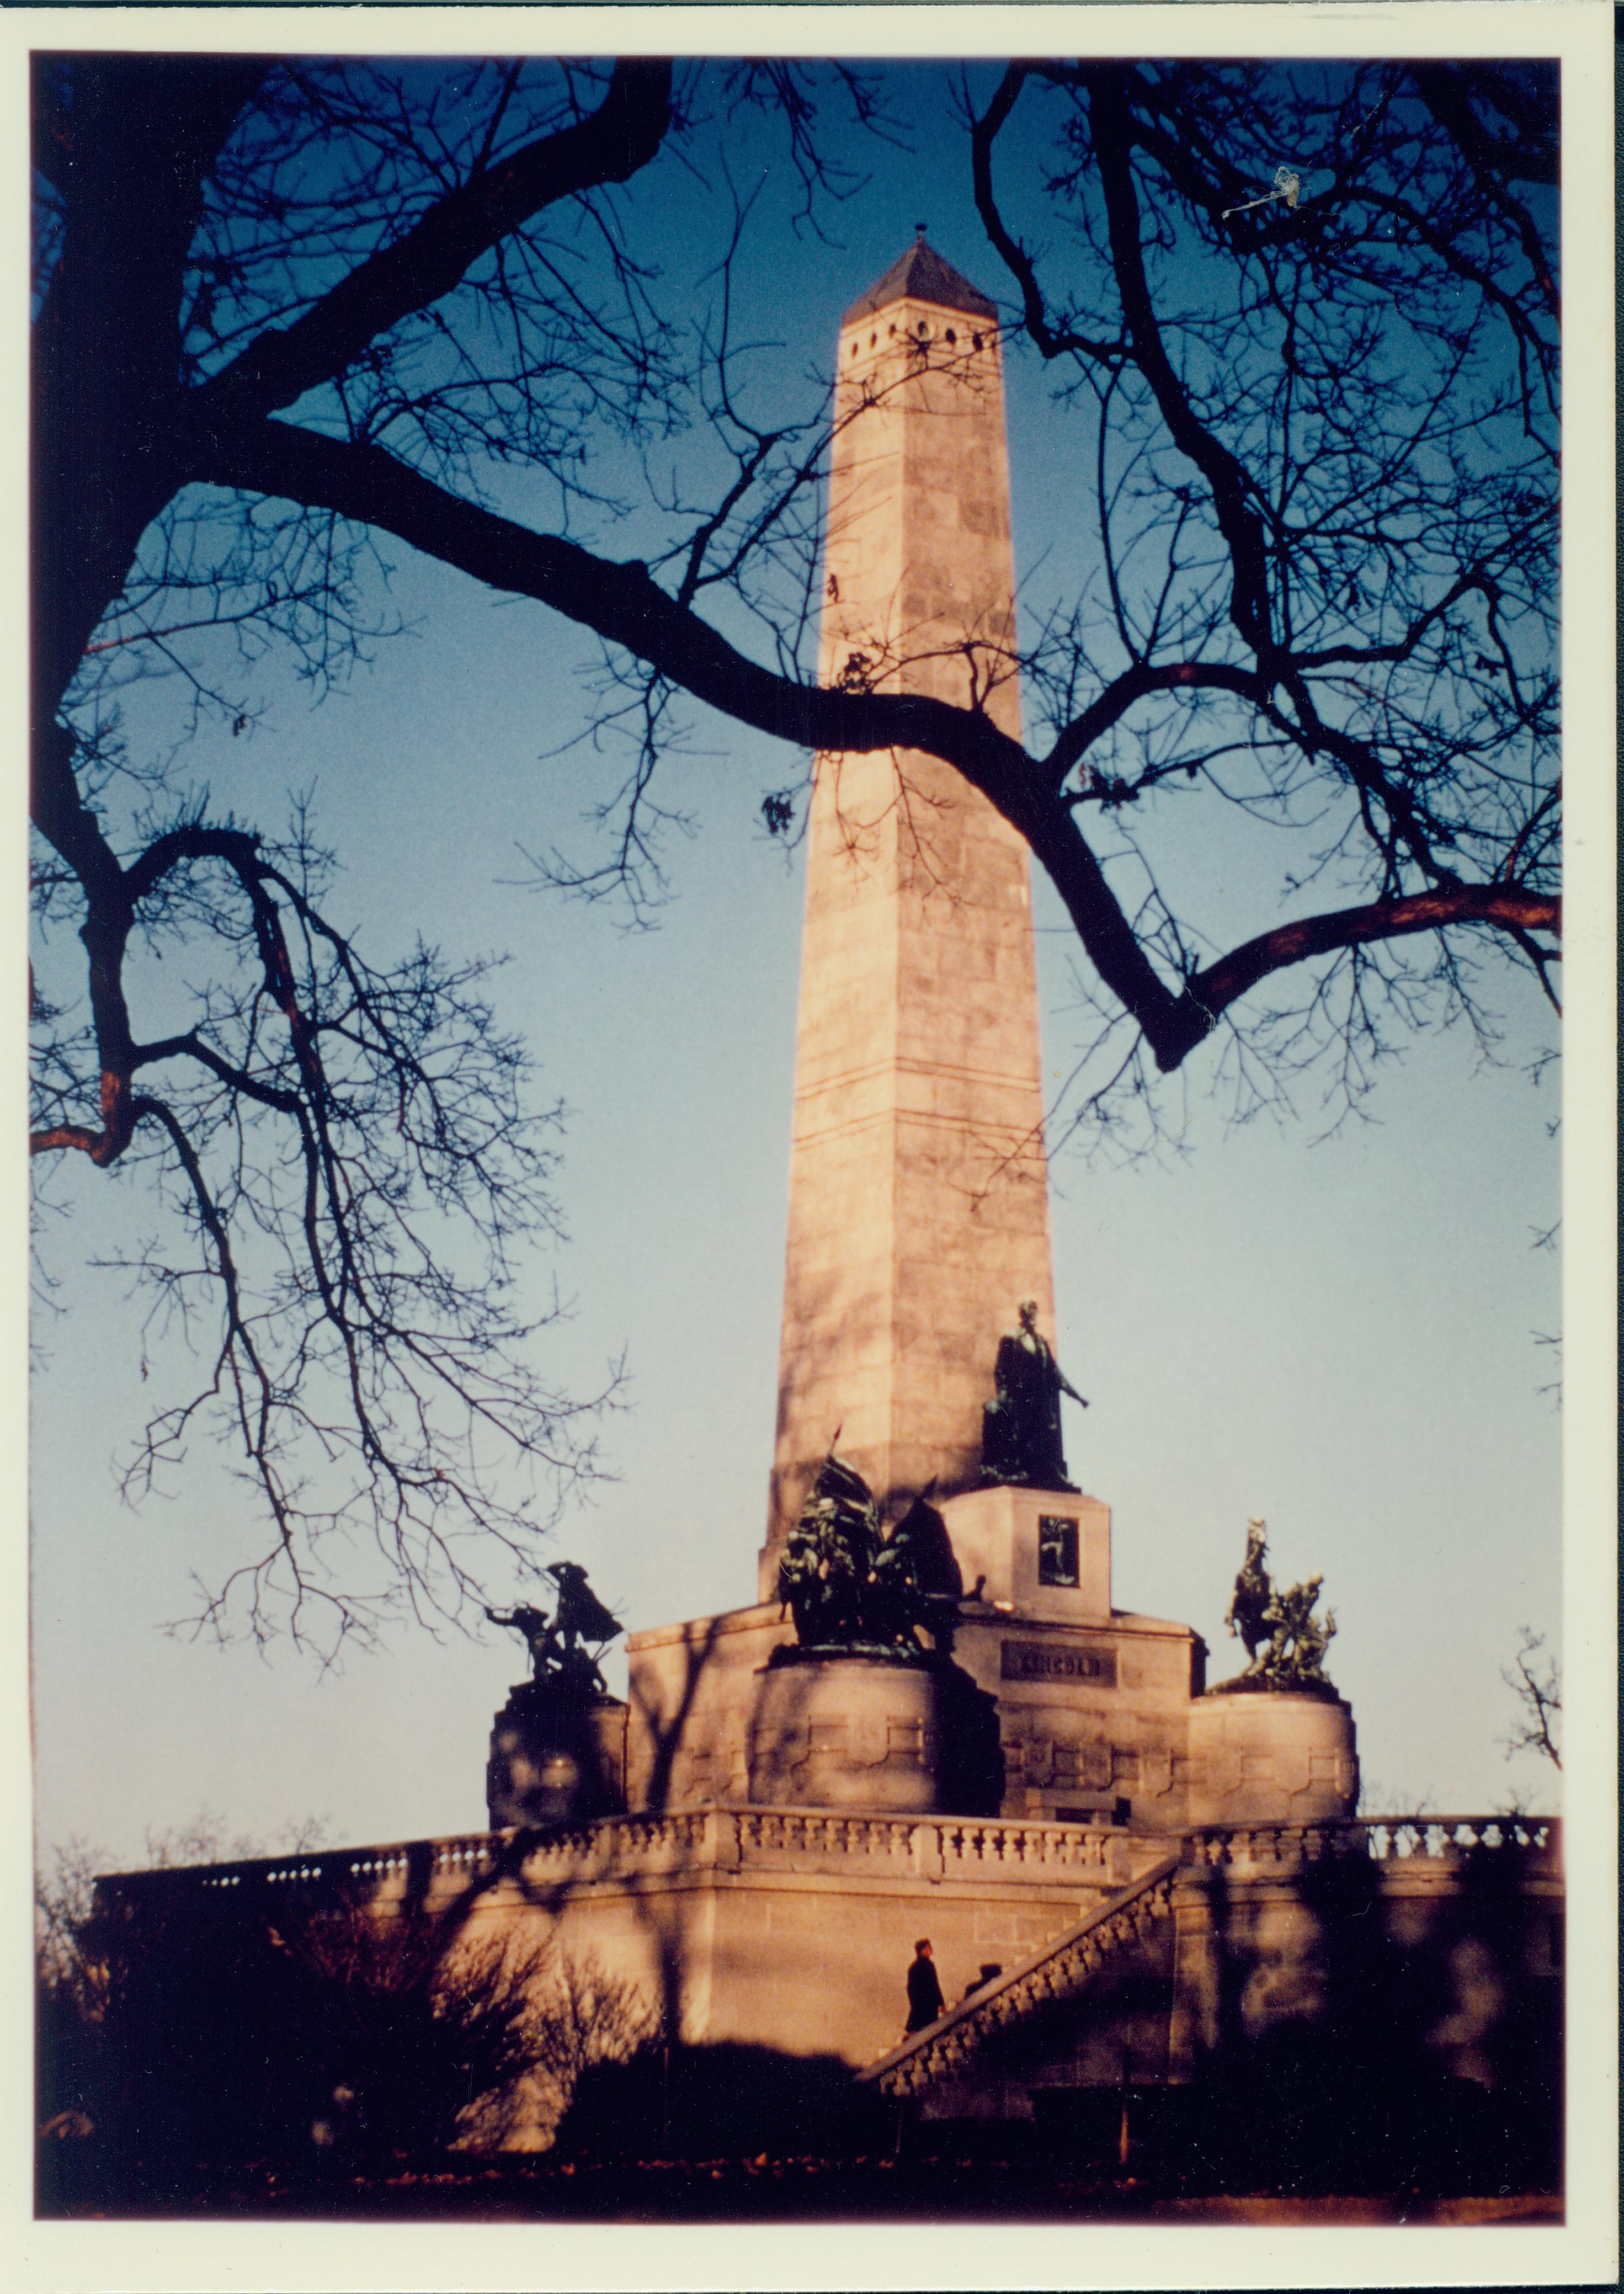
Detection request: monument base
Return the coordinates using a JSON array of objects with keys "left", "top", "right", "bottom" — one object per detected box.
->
[
  {"left": 624, "top": 1585, "right": 1210, "bottom": 1830},
  {"left": 486, "top": 1684, "right": 628, "bottom": 1829}
]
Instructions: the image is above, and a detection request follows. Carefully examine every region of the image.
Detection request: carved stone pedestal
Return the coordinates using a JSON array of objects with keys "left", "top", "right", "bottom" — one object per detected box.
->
[
  {"left": 939, "top": 1483, "right": 1112, "bottom": 1622},
  {"left": 747, "top": 1654, "right": 943, "bottom": 1813},
  {"left": 1187, "top": 1685, "right": 1358, "bottom": 1827},
  {"left": 486, "top": 1683, "right": 627, "bottom": 1829}
]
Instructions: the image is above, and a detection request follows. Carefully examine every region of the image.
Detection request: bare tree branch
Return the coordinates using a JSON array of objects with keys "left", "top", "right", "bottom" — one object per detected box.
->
[
  {"left": 1501, "top": 1626, "right": 1561, "bottom": 1770},
  {"left": 192, "top": 62, "right": 673, "bottom": 427}
]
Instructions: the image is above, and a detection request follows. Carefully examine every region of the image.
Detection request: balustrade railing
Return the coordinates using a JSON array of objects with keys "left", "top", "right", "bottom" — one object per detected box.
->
[
  {"left": 1185, "top": 1814, "right": 1561, "bottom": 1869},
  {"left": 515, "top": 1809, "right": 714, "bottom": 1872},
  {"left": 94, "top": 1806, "right": 1560, "bottom": 1907},
  {"left": 733, "top": 1807, "right": 1127, "bottom": 1871},
  {"left": 105, "top": 1833, "right": 504, "bottom": 1901}
]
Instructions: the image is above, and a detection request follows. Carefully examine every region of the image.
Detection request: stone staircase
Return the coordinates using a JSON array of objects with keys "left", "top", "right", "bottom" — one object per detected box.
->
[{"left": 860, "top": 1851, "right": 1183, "bottom": 2096}]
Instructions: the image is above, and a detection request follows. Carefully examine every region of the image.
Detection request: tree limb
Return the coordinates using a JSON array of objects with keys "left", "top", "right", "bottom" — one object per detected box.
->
[
  {"left": 1086, "top": 72, "right": 1275, "bottom": 661},
  {"left": 1412, "top": 62, "right": 1559, "bottom": 314},
  {"left": 193, "top": 62, "right": 674, "bottom": 428},
  {"left": 1182, "top": 884, "right": 1560, "bottom": 1044},
  {"left": 188, "top": 414, "right": 1039, "bottom": 791},
  {"left": 970, "top": 66, "right": 1125, "bottom": 363},
  {"left": 1046, "top": 660, "right": 1266, "bottom": 787}
]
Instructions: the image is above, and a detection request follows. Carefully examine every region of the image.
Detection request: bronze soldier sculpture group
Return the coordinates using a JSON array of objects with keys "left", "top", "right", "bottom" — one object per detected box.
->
[
  {"left": 775, "top": 1454, "right": 963, "bottom": 1659},
  {"left": 486, "top": 1559, "right": 622, "bottom": 1702},
  {"left": 1223, "top": 1518, "right": 1338, "bottom": 1691},
  {"left": 499, "top": 1329, "right": 1330, "bottom": 1709},
  {"left": 481, "top": 1322, "right": 1337, "bottom": 1840},
  {"left": 484, "top": 1562, "right": 626, "bottom": 1829},
  {"left": 776, "top": 1317, "right": 1337, "bottom": 1699}
]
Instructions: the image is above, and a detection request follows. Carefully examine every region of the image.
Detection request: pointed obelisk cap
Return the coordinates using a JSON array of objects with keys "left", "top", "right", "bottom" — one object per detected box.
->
[{"left": 842, "top": 230, "right": 999, "bottom": 326}]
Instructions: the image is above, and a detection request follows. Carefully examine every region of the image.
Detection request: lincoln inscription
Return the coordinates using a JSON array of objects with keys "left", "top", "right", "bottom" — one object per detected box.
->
[{"left": 1000, "top": 1641, "right": 1117, "bottom": 1686}]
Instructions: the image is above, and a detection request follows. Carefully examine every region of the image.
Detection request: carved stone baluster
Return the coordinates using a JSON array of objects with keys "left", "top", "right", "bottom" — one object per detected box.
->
[{"left": 906, "top": 1822, "right": 933, "bottom": 1880}]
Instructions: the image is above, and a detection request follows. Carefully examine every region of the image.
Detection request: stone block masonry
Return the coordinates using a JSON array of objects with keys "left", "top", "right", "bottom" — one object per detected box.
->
[{"left": 764, "top": 246, "right": 1054, "bottom": 1582}]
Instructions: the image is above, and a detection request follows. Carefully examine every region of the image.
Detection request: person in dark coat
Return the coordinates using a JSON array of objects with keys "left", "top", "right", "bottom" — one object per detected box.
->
[{"left": 904, "top": 1938, "right": 946, "bottom": 2032}]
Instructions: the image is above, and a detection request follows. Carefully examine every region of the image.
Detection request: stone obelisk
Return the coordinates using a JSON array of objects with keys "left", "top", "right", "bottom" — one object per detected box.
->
[{"left": 762, "top": 238, "right": 1056, "bottom": 1594}]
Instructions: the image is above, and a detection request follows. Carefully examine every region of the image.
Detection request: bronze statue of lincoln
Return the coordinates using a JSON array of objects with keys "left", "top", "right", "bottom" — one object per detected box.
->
[{"left": 981, "top": 1299, "right": 1089, "bottom": 1491}]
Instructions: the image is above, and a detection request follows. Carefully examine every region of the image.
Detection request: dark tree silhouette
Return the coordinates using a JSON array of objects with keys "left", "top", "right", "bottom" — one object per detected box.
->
[
  {"left": 31, "top": 56, "right": 1559, "bottom": 1635},
  {"left": 39, "top": 1833, "right": 650, "bottom": 2194}
]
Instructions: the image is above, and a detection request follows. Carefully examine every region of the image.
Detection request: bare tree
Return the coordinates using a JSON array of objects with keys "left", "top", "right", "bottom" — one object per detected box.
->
[
  {"left": 1501, "top": 1625, "right": 1561, "bottom": 1772},
  {"left": 270, "top": 1905, "right": 567, "bottom": 2158},
  {"left": 37, "top": 1809, "right": 331, "bottom": 1979},
  {"left": 962, "top": 60, "right": 1558, "bottom": 1143},
  {"left": 33, "top": 57, "right": 1559, "bottom": 1631},
  {"left": 36, "top": 1839, "right": 110, "bottom": 2032},
  {"left": 30, "top": 55, "right": 697, "bottom": 1646},
  {"left": 36, "top": 1810, "right": 331, "bottom": 2158},
  {"left": 40, "top": 1862, "right": 579, "bottom": 2178},
  {"left": 523, "top": 1946, "right": 659, "bottom": 2142}
]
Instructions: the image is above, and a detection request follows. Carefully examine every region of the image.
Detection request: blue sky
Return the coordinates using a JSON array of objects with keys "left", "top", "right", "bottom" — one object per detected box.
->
[{"left": 28, "top": 55, "right": 1569, "bottom": 1869}]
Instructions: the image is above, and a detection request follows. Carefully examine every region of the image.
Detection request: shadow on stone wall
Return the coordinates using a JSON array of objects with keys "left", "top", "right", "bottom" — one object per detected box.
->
[
  {"left": 1183, "top": 1842, "right": 1563, "bottom": 2194},
  {"left": 933, "top": 1661, "right": 1005, "bottom": 1816},
  {"left": 890, "top": 1825, "right": 1559, "bottom": 2202},
  {"left": 904, "top": 1841, "right": 1562, "bottom": 2199},
  {"left": 626, "top": 1612, "right": 728, "bottom": 1818}
]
